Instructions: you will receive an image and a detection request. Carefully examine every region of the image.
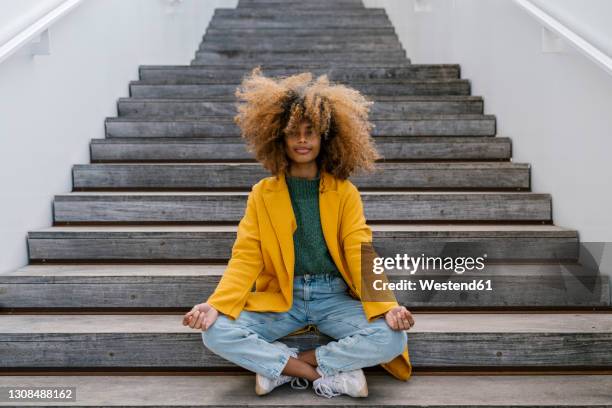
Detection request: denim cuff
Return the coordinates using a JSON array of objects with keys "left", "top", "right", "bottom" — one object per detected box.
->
[
  {"left": 269, "top": 351, "right": 292, "bottom": 380},
  {"left": 315, "top": 346, "right": 337, "bottom": 377}
]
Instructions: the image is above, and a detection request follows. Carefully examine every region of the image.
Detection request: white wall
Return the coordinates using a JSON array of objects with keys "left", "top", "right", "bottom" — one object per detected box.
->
[
  {"left": 365, "top": 0, "right": 612, "bottom": 275},
  {"left": 0, "top": 0, "right": 237, "bottom": 274}
]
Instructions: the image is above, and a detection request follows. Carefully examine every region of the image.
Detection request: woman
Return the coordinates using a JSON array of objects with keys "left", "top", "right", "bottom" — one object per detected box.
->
[{"left": 182, "top": 67, "right": 414, "bottom": 398}]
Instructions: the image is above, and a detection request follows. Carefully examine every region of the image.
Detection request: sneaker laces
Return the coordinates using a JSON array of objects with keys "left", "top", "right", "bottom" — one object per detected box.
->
[
  {"left": 290, "top": 377, "right": 309, "bottom": 390},
  {"left": 313, "top": 377, "right": 343, "bottom": 398}
]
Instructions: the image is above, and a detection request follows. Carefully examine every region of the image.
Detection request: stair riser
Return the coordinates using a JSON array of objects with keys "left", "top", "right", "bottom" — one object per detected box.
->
[
  {"left": 2, "top": 331, "right": 607, "bottom": 368},
  {"left": 203, "top": 34, "right": 400, "bottom": 45},
  {"left": 127, "top": 82, "right": 471, "bottom": 99},
  {"left": 27, "top": 235, "right": 576, "bottom": 261},
  {"left": 207, "top": 21, "right": 393, "bottom": 29},
  {"left": 211, "top": 15, "right": 390, "bottom": 23},
  {"left": 238, "top": 0, "right": 366, "bottom": 4},
  {"left": 71, "top": 163, "right": 527, "bottom": 190},
  {"left": 104, "top": 118, "right": 496, "bottom": 137},
  {"left": 193, "top": 51, "right": 407, "bottom": 63},
  {"left": 190, "top": 60, "right": 413, "bottom": 67},
  {"left": 90, "top": 138, "right": 511, "bottom": 162},
  {"left": 214, "top": 9, "right": 386, "bottom": 17},
  {"left": 199, "top": 42, "right": 403, "bottom": 52},
  {"left": 139, "top": 66, "right": 461, "bottom": 81},
  {"left": 203, "top": 33, "right": 400, "bottom": 42},
  {"left": 2, "top": 275, "right": 606, "bottom": 309},
  {"left": 53, "top": 194, "right": 552, "bottom": 223},
  {"left": 204, "top": 28, "right": 396, "bottom": 36},
  {"left": 118, "top": 99, "right": 479, "bottom": 117}
]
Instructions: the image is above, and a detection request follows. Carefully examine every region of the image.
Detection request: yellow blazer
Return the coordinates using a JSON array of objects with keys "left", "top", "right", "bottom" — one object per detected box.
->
[{"left": 205, "top": 169, "right": 412, "bottom": 381}]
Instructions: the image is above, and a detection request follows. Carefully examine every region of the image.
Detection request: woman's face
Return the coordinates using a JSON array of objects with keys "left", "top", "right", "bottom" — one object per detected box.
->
[{"left": 284, "top": 120, "right": 321, "bottom": 165}]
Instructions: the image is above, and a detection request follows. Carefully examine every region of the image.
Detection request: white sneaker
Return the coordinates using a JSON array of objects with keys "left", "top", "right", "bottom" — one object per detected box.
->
[
  {"left": 313, "top": 366, "right": 368, "bottom": 398},
  {"left": 255, "top": 373, "right": 309, "bottom": 395},
  {"left": 254, "top": 341, "right": 309, "bottom": 395}
]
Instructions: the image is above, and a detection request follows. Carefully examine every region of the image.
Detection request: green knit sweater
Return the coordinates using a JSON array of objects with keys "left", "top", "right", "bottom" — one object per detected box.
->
[{"left": 286, "top": 170, "right": 342, "bottom": 277}]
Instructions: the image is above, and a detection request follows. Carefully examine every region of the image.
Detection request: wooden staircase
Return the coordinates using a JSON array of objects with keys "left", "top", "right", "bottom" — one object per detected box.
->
[{"left": 1, "top": 0, "right": 611, "bottom": 405}]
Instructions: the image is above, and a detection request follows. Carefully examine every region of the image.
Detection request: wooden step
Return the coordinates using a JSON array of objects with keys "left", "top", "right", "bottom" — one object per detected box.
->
[
  {"left": 190, "top": 59, "right": 412, "bottom": 67},
  {"left": 192, "top": 51, "right": 408, "bottom": 65},
  {"left": 0, "top": 313, "right": 609, "bottom": 368},
  {"left": 199, "top": 40, "right": 404, "bottom": 52},
  {"left": 127, "top": 82, "right": 472, "bottom": 100},
  {"left": 90, "top": 137, "right": 511, "bottom": 162},
  {"left": 203, "top": 27, "right": 397, "bottom": 37},
  {"left": 138, "top": 65, "right": 461, "bottom": 82},
  {"left": 71, "top": 162, "right": 526, "bottom": 191},
  {"left": 238, "top": 0, "right": 366, "bottom": 6},
  {"left": 104, "top": 115, "right": 496, "bottom": 137},
  {"left": 202, "top": 33, "right": 402, "bottom": 46},
  {"left": 52, "top": 191, "right": 552, "bottom": 224},
  {"left": 2, "top": 264, "right": 608, "bottom": 309},
  {"left": 210, "top": 14, "right": 392, "bottom": 23},
  {"left": 206, "top": 19, "right": 393, "bottom": 30},
  {"left": 0, "top": 374, "right": 610, "bottom": 406},
  {"left": 214, "top": 8, "right": 387, "bottom": 18},
  {"left": 119, "top": 97, "right": 479, "bottom": 117},
  {"left": 26, "top": 225, "right": 577, "bottom": 262},
  {"left": 238, "top": 0, "right": 366, "bottom": 5}
]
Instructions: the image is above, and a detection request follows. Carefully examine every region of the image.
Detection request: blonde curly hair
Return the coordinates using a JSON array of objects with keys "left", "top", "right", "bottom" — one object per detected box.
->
[{"left": 233, "top": 66, "right": 381, "bottom": 180}]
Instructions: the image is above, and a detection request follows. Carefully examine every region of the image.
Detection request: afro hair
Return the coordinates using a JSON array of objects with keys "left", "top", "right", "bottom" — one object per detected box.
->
[{"left": 233, "top": 66, "right": 382, "bottom": 180}]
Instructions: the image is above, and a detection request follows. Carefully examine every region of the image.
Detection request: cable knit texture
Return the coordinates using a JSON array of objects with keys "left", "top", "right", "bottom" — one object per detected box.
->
[{"left": 286, "top": 170, "right": 342, "bottom": 277}]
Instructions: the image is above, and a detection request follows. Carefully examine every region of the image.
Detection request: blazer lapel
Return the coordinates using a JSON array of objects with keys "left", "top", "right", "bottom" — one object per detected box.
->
[
  {"left": 262, "top": 172, "right": 297, "bottom": 280},
  {"left": 262, "top": 169, "right": 341, "bottom": 281},
  {"left": 319, "top": 171, "right": 341, "bottom": 272}
]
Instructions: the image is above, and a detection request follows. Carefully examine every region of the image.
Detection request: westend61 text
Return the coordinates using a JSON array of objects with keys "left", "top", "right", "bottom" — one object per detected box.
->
[{"left": 372, "top": 279, "right": 492, "bottom": 291}]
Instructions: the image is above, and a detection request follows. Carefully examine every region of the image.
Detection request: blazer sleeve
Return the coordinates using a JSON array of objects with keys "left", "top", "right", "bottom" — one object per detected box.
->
[
  {"left": 340, "top": 181, "right": 400, "bottom": 322},
  {"left": 205, "top": 184, "right": 264, "bottom": 320}
]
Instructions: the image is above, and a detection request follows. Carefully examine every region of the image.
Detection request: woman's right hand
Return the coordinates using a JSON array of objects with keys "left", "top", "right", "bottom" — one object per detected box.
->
[{"left": 182, "top": 302, "right": 219, "bottom": 331}]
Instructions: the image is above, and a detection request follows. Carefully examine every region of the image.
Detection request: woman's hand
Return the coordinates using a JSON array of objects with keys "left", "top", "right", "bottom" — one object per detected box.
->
[
  {"left": 384, "top": 306, "right": 415, "bottom": 331},
  {"left": 182, "top": 302, "right": 219, "bottom": 331}
]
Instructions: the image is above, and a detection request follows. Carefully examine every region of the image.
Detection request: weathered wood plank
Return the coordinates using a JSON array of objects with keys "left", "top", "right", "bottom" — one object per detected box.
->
[
  {"left": 90, "top": 136, "right": 511, "bottom": 162},
  {"left": 138, "top": 65, "right": 461, "bottom": 82},
  {"left": 0, "top": 374, "right": 610, "bottom": 406},
  {"left": 127, "top": 81, "right": 472, "bottom": 100},
  {"left": 1, "top": 264, "right": 608, "bottom": 309},
  {"left": 199, "top": 41, "right": 403, "bottom": 52},
  {"left": 192, "top": 52, "right": 407, "bottom": 65},
  {"left": 26, "top": 225, "right": 578, "bottom": 261},
  {"left": 0, "top": 314, "right": 610, "bottom": 368},
  {"left": 71, "top": 162, "right": 526, "bottom": 190},
  {"left": 206, "top": 19, "right": 393, "bottom": 30},
  {"left": 214, "top": 8, "right": 387, "bottom": 18},
  {"left": 104, "top": 115, "right": 496, "bottom": 137},
  {"left": 119, "top": 97, "right": 479, "bottom": 117},
  {"left": 202, "top": 27, "right": 397, "bottom": 37},
  {"left": 52, "top": 191, "right": 551, "bottom": 223}
]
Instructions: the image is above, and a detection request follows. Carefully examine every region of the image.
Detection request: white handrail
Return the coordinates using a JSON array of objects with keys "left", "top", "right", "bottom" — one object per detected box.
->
[
  {"left": 514, "top": 0, "right": 612, "bottom": 77},
  {"left": 0, "top": 0, "right": 83, "bottom": 65}
]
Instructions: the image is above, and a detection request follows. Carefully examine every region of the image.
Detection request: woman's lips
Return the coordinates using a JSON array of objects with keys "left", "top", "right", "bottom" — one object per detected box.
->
[{"left": 294, "top": 147, "right": 312, "bottom": 155}]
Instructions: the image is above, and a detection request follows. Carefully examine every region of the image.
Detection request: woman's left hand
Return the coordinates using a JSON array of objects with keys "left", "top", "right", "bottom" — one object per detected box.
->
[{"left": 384, "top": 306, "right": 415, "bottom": 331}]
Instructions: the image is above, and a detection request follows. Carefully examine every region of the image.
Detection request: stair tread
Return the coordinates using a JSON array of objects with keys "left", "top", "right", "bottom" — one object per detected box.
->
[
  {"left": 106, "top": 114, "right": 495, "bottom": 121},
  {"left": 0, "top": 374, "right": 610, "bottom": 406},
  {"left": 90, "top": 136, "right": 511, "bottom": 143},
  {"left": 28, "top": 224, "right": 576, "bottom": 235},
  {"left": 121, "top": 94, "right": 481, "bottom": 100},
  {"left": 3, "top": 262, "right": 598, "bottom": 278},
  {"left": 1, "top": 313, "right": 610, "bottom": 333},
  {"left": 54, "top": 191, "right": 549, "bottom": 197},
  {"left": 139, "top": 64, "right": 461, "bottom": 69},
  {"left": 74, "top": 162, "right": 525, "bottom": 168}
]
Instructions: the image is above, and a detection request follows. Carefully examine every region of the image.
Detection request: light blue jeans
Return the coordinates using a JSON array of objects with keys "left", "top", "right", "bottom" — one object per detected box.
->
[{"left": 201, "top": 272, "right": 407, "bottom": 379}]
